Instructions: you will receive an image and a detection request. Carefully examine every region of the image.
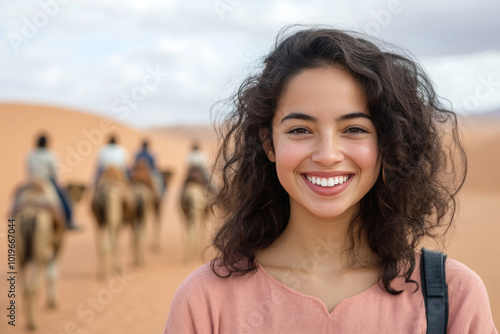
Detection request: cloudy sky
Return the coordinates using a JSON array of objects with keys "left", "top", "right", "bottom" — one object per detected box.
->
[{"left": 1, "top": 0, "right": 499, "bottom": 128}]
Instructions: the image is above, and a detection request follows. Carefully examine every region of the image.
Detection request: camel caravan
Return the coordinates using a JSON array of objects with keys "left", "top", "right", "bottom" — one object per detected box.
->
[
  {"left": 91, "top": 140, "right": 211, "bottom": 273},
  {"left": 11, "top": 134, "right": 212, "bottom": 330},
  {"left": 91, "top": 160, "right": 172, "bottom": 278},
  {"left": 91, "top": 137, "right": 172, "bottom": 279}
]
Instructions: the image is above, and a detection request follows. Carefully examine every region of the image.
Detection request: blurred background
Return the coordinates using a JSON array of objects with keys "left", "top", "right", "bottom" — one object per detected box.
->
[{"left": 0, "top": 0, "right": 499, "bottom": 332}]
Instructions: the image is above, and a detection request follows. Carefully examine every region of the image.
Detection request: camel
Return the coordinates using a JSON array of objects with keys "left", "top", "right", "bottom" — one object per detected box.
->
[
  {"left": 91, "top": 167, "right": 133, "bottom": 280},
  {"left": 180, "top": 166, "right": 212, "bottom": 262},
  {"left": 11, "top": 178, "right": 65, "bottom": 331},
  {"left": 129, "top": 161, "right": 172, "bottom": 266},
  {"left": 129, "top": 160, "right": 158, "bottom": 267}
]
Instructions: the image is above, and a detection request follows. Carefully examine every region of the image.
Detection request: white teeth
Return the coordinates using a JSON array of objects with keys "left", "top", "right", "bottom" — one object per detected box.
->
[{"left": 306, "top": 175, "right": 350, "bottom": 187}]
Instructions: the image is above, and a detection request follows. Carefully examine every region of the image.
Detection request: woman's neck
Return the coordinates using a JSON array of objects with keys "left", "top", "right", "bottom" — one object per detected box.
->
[{"left": 258, "top": 204, "right": 378, "bottom": 273}]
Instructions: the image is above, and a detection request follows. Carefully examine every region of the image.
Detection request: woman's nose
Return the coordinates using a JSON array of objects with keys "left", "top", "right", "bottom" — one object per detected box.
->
[{"left": 311, "top": 135, "right": 344, "bottom": 166}]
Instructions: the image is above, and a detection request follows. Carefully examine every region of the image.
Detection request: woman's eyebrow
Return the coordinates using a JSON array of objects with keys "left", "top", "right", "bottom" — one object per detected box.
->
[
  {"left": 281, "top": 112, "right": 317, "bottom": 123},
  {"left": 281, "top": 111, "right": 371, "bottom": 124},
  {"left": 335, "top": 112, "right": 372, "bottom": 122}
]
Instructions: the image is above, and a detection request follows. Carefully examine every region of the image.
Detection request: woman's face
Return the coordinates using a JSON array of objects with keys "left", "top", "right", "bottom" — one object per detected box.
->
[{"left": 265, "top": 66, "right": 381, "bottom": 221}]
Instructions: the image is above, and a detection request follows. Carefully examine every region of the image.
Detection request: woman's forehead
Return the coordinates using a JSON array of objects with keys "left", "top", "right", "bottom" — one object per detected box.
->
[{"left": 274, "top": 67, "right": 369, "bottom": 121}]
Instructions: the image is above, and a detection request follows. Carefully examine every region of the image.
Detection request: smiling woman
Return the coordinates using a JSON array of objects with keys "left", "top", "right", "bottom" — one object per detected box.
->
[
  {"left": 163, "top": 27, "right": 498, "bottom": 333},
  {"left": 265, "top": 67, "right": 380, "bottom": 224}
]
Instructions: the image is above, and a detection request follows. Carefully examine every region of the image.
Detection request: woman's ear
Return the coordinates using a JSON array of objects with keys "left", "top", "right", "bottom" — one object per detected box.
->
[{"left": 260, "top": 128, "right": 275, "bottom": 162}]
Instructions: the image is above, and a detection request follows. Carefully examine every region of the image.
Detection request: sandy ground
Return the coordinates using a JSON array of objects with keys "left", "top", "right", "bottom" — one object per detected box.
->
[{"left": 0, "top": 103, "right": 498, "bottom": 333}]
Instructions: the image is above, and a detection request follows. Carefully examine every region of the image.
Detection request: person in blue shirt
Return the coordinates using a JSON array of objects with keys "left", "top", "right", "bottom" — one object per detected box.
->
[
  {"left": 135, "top": 139, "right": 156, "bottom": 170},
  {"left": 133, "top": 139, "right": 165, "bottom": 197}
]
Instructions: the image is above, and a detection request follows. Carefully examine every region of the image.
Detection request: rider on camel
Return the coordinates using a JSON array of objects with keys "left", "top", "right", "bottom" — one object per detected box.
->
[{"left": 26, "top": 134, "right": 77, "bottom": 229}]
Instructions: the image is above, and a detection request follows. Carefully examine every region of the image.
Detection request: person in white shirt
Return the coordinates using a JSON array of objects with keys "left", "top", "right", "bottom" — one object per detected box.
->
[
  {"left": 26, "top": 134, "right": 77, "bottom": 229},
  {"left": 95, "top": 135, "right": 128, "bottom": 183},
  {"left": 186, "top": 142, "right": 210, "bottom": 184}
]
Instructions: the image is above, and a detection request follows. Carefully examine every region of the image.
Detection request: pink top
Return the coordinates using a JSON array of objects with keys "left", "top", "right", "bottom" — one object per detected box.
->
[{"left": 164, "top": 256, "right": 497, "bottom": 333}]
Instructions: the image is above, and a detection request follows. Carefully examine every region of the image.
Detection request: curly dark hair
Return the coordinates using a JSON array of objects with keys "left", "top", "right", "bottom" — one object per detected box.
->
[{"left": 210, "top": 26, "right": 467, "bottom": 294}]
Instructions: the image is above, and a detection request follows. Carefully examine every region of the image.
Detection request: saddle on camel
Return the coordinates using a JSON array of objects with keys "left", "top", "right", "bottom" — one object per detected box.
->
[
  {"left": 12, "top": 178, "right": 66, "bottom": 231},
  {"left": 92, "top": 166, "right": 134, "bottom": 226}
]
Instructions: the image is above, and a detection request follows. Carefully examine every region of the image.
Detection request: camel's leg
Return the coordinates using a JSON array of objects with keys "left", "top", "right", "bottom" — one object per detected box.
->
[
  {"left": 151, "top": 218, "right": 161, "bottom": 252},
  {"left": 22, "top": 262, "right": 41, "bottom": 331},
  {"left": 151, "top": 201, "right": 161, "bottom": 251},
  {"left": 138, "top": 217, "right": 147, "bottom": 266},
  {"left": 132, "top": 220, "right": 146, "bottom": 267},
  {"left": 22, "top": 210, "right": 50, "bottom": 330},
  {"left": 110, "top": 225, "right": 123, "bottom": 275},
  {"left": 153, "top": 231, "right": 161, "bottom": 251},
  {"left": 139, "top": 196, "right": 154, "bottom": 266},
  {"left": 130, "top": 188, "right": 141, "bottom": 266},
  {"left": 187, "top": 185, "right": 207, "bottom": 262},
  {"left": 108, "top": 192, "right": 122, "bottom": 274},
  {"left": 32, "top": 211, "right": 58, "bottom": 309},
  {"left": 193, "top": 187, "right": 208, "bottom": 256},
  {"left": 15, "top": 213, "right": 32, "bottom": 328},
  {"left": 48, "top": 218, "right": 64, "bottom": 308},
  {"left": 96, "top": 227, "right": 109, "bottom": 280},
  {"left": 184, "top": 220, "right": 197, "bottom": 262},
  {"left": 132, "top": 200, "right": 146, "bottom": 267},
  {"left": 46, "top": 256, "right": 57, "bottom": 308},
  {"left": 131, "top": 215, "right": 140, "bottom": 267},
  {"left": 133, "top": 187, "right": 151, "bottom": 266},
  {"left": 182, "top": 185, "right": 198, "bottom": 262},
  {"left": 132, "top": 222, "right": 139, "bottom": 266},
  {"left": 152, "top": 172, "right": 164, "bottom": 252}
]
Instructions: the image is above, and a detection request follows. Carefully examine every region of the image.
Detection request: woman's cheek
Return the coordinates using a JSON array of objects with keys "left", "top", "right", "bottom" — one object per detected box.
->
[
  {"left": 275, "top": 141, "right": 309, "bottom": 168},
  {"left": 348, "top": 141, "right": 380, "bottom": 174}
]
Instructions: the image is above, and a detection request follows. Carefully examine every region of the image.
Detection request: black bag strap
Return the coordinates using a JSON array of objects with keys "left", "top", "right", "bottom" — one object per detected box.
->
[{"left": 420, "top": 248, "right": 449, "bottom": 334}]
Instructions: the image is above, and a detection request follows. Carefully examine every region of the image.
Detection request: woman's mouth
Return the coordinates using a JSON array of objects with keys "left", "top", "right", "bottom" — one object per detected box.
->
[{"left": 305, "top": 174, "right": 350, "bottom": 187}]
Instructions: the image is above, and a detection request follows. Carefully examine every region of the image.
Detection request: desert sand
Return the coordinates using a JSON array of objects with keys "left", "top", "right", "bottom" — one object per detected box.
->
[{"left": 0, "top": 103, "right": 498, "bottom": 333}]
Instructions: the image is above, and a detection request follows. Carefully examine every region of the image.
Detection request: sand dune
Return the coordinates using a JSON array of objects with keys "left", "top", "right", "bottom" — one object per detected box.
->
[
  {"left": 0, "top": 103, "right": 498, "bottom": 332},
  {"left": 460, "top": 116, "right": 500, "bottom": 193}
]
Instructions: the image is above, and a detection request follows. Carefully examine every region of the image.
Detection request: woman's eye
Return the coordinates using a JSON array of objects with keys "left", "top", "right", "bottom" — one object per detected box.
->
[
  {"left": 345, "top": 126, "right": 367, "bottom": 134},
  {"left": 288, "top": 127, "right": 311, "bottom": 135}
]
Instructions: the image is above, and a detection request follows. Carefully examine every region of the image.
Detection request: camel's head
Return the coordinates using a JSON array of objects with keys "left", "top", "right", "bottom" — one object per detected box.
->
[{"left": 65, "top": 183, "right": 87, "bottom": 204}]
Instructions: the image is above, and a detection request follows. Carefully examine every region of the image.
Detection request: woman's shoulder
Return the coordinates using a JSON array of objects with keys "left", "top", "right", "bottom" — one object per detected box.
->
[
  {"left": 443, "top": 257, "right": 497, "bottom": 332},
  {"left": 417, "top": 251, "right": 484, "bottom": 289},
  {"left": 165, "top": 261, "right": 250, "bottom": 332},
  {"left": 167, "top": 262, "right": 225, "bottom": 319},
  {"left": 445, "top": 257, "right": 487, "bottom": 292},
  {"left": 444, "top": 257, "right": 492, "bottom": 304},
  {"left": 173, "top": 260, "right": 256, "bottom": 298},
  {"left": 175, "top": 262, "right": 222, "bottom": 293},
  {"left": 167, "top": 260, "right": 266, "bottom": 323},
  {"left": 414, "top": 252, "right": 491, "bottom": 308}
]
